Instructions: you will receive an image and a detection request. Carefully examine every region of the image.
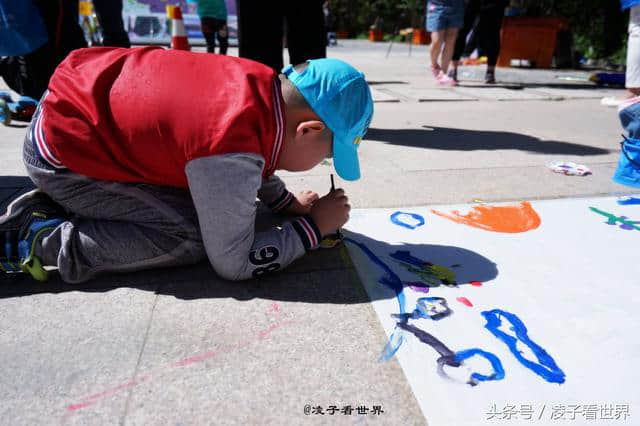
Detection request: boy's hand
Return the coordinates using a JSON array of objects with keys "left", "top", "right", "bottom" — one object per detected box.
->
[
  {"left": 310, "top": 189, "right": 350, "bottom": 237},
  {"left": 286, "top": 190, "right": 319, "bottom": 216}
]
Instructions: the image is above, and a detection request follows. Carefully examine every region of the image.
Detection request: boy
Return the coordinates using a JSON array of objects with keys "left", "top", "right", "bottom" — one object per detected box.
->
[{"left": 0, "top": 47, "right": 373, "bottom": 283}]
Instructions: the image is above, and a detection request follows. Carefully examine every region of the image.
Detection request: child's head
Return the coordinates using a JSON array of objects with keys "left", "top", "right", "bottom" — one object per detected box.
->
[{"left": 277, "top": 59, "right": 373, "bottom": 181}]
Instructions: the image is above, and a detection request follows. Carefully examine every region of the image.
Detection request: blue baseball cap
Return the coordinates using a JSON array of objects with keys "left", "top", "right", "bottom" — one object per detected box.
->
[{"left": 282, "top": 58, "right": 374, "bottom": 181}]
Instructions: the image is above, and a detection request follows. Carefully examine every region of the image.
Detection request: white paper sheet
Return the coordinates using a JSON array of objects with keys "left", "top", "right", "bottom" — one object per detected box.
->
[{"left": 343, "top": 196, "right": 640, "bottom": 426}]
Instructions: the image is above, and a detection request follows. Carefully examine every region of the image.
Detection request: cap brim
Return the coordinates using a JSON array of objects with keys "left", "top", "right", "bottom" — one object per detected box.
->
[{"left": 333, "top": 135, "right": 361, "bottom": 181}]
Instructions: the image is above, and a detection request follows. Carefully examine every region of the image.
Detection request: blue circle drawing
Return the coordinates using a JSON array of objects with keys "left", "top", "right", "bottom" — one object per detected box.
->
[
  {"left": 390, "top": 211, "right": 425, "bottom": 230},
  {"left": 454, "top": 348, "right": 505, "bottom": 382}
]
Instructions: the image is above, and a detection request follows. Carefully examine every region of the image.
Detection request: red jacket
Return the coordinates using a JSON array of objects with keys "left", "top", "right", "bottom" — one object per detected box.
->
[{"left": 40, "top": 47, "right": 285, "bottom": 187}]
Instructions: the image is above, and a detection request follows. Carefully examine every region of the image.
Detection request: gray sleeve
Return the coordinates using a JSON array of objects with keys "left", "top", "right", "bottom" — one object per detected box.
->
[
  {"left": 185, "top": 153, "right": 322, "bottom": 281},
  {"left": 257, "top": 174, "right": 294, "bottom": 213}
]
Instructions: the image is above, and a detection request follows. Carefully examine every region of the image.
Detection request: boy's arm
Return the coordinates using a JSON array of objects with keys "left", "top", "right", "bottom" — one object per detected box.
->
[
  {"left": 257, "top": 175, "right": 294, "bottom": 213},
  {"left": 185, "top": 154, "right": 322, "bottom": 280}
]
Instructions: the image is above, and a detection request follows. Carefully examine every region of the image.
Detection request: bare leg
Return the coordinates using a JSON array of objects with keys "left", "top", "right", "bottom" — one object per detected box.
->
[
  {"left": 440, "top": 28, "right": 459, "bottom": 73},
  {"left": 430, "top": 30, "right": 445, "bottom": 73}
]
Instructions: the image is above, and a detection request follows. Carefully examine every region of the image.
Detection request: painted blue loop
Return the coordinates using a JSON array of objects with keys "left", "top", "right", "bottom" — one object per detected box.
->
[
  {"left": 454, "top": 348, "right": 505, "bottom": 382},
  {"left": 482, "top": 309, "right": 566, "bottom": 384},
  {"left": 390, "top": 211, "right": 425, "bottom": 230}
]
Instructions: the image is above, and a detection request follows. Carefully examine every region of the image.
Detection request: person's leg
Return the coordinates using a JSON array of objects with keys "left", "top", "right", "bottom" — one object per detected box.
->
[
  {"left": 452, "top": 0, "right": 480, "bottom": 74},
  {"left": 441, "top": 28, "right": 459, "bottom": 74},
  {"left": 284, "top": 0, "right": 326, "bottom": 66},
  {"left": 2, "top": 0, "right": 87, "bottom": 99},
  {"left": 479, "top": 6, "right": 505, "bottom": 83},
  {"left": 200, "top": 17, "right": 217, "bottom": 53},
  {"left": 626, "top": 5, "right": 640, "bottom": 97},
  {"left": 237, "top": 0, "right": 284, "bottom": 71},
  {"left": 0, "top": 46, "right": 54, "bottom": 99},
  {"left": 33, "top": 0, "right": 87, "bottom": 62},
  {"left": 91, "top": 0, "right": 131, "bottom": 47},
  {"left": 214, "top": 19, "right": 229, "bottom": 55},
  {"left": 22, "top": 131, "right": 205, "bottom": 284},
  {"left": 430, "top": 31, "right": 445, "bottom": 75}
]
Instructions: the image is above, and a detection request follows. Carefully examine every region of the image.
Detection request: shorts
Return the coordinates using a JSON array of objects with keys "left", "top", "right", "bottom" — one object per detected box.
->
[{"left": 426, "top": 2, "right": 464, "bottom": 32}]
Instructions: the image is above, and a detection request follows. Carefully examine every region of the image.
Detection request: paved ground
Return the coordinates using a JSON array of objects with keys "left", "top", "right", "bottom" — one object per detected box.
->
[{"left": 0, "top": 40, "right": 634, "bottom": 425}]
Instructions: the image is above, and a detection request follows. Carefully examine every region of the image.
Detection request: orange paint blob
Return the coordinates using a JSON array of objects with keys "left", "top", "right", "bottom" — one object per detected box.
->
[{"left": 432, "top": 201, "right": 541, "bottom": 233}]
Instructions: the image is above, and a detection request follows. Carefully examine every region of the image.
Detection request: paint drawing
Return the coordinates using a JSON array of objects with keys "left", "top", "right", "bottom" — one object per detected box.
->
[
  {"left": 431, "top": 201, "right": 541, "bottom": 233},
  {"left": 343, "top": 196, "right": 640, "bottom": 425},
  {"left": 589, "top": 207, "right": 640, "bottom": 231}
]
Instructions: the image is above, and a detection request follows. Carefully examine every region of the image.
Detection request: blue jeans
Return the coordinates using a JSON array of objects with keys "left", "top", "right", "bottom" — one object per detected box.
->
[{"left": 426, "top": 1, "right": 464, "bottom": 32}]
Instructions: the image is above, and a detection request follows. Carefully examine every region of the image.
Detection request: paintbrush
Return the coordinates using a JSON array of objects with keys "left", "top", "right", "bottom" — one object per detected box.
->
[{"left": 319, "top": 174, "right": 343, "bottom": 248}]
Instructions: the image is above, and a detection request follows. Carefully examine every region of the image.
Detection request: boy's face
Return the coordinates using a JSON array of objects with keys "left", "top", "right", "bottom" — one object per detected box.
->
[{"left": 278, "top": 120, "right": 333, "bottom": 172}]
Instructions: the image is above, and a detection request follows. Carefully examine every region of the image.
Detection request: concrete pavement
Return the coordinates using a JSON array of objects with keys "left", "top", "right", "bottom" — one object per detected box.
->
[{"left": 0, "top": 40, "right": 634, "bottom": 425}]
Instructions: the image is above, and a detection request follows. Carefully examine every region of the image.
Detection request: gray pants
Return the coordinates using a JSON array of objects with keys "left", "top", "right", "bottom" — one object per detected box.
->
[{"left": 23, "top": 136, "right": 206, "bottom": 283}]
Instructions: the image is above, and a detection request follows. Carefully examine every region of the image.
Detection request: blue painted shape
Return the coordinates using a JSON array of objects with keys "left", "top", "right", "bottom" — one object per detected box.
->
[
  {"left": 389, "top": 250, "right": 425, "bottom": 268},
  {"left": 482, "top": 309, "right": 566, "bottom": 384},
  {"left": 390, "top": 211, "right": 425, "bottom": 230},
  {"left": 380, "top": 330, "right": 404, "bottom": 362},
  {"left": 617, "top": 196, "right": 640, "bottom": 205},
  {"left": 344, "top": 237, "right": 406, "bottom": 314},
  {"left": 454, "top": 348, "right": 505, "bottom": 382},
  {"left": 415, "top": 297, "right": 452, "bottom": 321},
  {"left": 344, "top": 237, "right": 409, "bottom": 363}
]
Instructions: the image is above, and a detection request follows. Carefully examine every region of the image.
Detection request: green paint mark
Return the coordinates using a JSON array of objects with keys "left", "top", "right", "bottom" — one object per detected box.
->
[
  {"left": 397, "top": 262, "right": 457, "bottom": 287},
  {"left": 589, "top": 207, "right": 640, "bottom": 231}
]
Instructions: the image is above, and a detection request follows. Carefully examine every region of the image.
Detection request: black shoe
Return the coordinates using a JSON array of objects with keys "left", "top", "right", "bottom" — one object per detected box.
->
[
  {"left": 448, "top": 67, "right": 458, "bottom": 83},
  {"left": 485, "top": 70, "right": 496, "bottom": 84},
  {"left": 0, "top": 190, "right": 66, "bottom": 281}
]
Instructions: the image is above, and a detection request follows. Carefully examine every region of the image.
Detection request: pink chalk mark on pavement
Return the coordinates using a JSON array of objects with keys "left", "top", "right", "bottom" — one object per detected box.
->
[{"left": 64, "top": 303, "right": 292, "bottom": 415}]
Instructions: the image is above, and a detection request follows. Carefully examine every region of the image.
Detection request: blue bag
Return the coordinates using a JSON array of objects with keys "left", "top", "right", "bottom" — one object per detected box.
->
[
  {"left": 621, "top": 0, "right": 640, "bottom": 10},
  {"left": 613, "top": 135, "right": 640, "bottom": 188},
  {"left": 0, "top": 0, "right": 48, "bottom": 56}
]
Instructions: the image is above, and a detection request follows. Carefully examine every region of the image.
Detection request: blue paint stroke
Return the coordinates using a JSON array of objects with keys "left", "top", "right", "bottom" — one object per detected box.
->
[
  {"left": 343, "top": 237, "right": 406, "bottom": 315},
  {"left": 617, "top": 196, "right": 640, "bottom": 205},
  {"left": 380, "top": 330, "right": 404, "bottom": 361},
  {"left": 344, "top": 237, "right": 409, "bottom": 362},
  {"left": 397, "top": 321, "right": 502, "bottom": 386},
  {"left": 389, "top": 250, "right": 425, "bottom": 267},
  {"left": 454, "top": 349, "right": 505, "bottom": 383},
  {"left": 392, "top": 297, "right": 452, "bottom": 322},
  {"left": 482, "top": 309, "right": 566, "bottom": 384},
  {"left": 390, "top": 211, "right": 425, "bottom": 230}
]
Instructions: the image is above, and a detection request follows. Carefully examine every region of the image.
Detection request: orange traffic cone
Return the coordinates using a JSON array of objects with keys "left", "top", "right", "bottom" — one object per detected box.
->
[{"left": 167, "top": 5, "right": 190, "bottom": 51}]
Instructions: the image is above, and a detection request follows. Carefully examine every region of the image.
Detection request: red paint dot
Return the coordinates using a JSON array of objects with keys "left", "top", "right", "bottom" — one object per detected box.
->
[
  {"left": 456, "top": 297, "right": 473, "bottom": 307},
  {"left": 470, "top": 281, "right": 482, "bottom": 287}
]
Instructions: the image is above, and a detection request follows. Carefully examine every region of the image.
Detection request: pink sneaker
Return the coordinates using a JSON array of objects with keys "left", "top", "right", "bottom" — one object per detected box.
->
[
  {"left": 436, "top": 71, "right": 457, "bottom": 86},
  {"left": 431, "top": 66, "right": 441, "bottom": 79}
]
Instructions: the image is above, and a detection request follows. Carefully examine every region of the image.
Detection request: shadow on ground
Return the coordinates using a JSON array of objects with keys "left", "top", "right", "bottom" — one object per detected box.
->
[
  {"left": 366, "top": 126, "right": 610, "bottom": 155},
  {"left": 1, "top": 215, "right": 498, "bottom": 306},
  {"left": 456, "top": 82, "right": 613, "bottom": 90}
]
